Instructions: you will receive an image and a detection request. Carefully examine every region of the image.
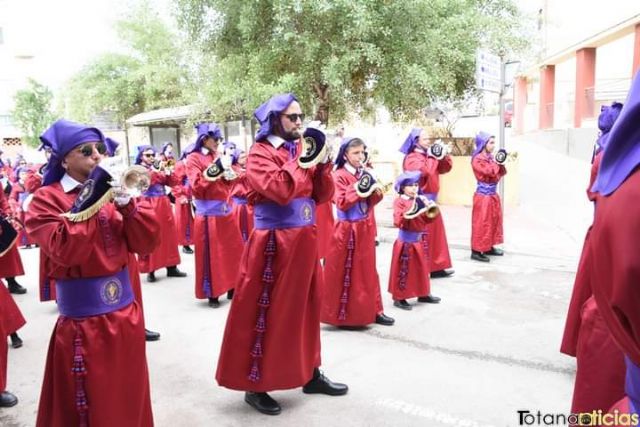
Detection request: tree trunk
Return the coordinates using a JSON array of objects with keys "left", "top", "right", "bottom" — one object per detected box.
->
[{"left": 312, "top": 83, "right": 329, "bottom": 125}]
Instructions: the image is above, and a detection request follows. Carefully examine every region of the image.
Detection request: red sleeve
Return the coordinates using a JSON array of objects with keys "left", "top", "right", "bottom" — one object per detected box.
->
[
  {"left": 437, "top": 155, "right": 453, "bottom": 174},
  {"left": 333, "top": 170, "right": 360, "bottom": 211},
  {"left": 24, "top": 169, "right": 42, "bottom": 193},
  {"left": 472, "top": 156, "right": 507, "bottom": 182},
  {"left": 403, "top": 152, "right": 436, "bottom": 178},
  {"left": 118, "top": 198, "right": 161, "bottom": 255},
  {"left": 393, "top": 197, "right": 413, "bottom": 228},
  {"left": 311, "top": 162, "right": 335, "bottom": 204},
  {"left": 246, "top": 143, "right": 313, "bottom": 205}
]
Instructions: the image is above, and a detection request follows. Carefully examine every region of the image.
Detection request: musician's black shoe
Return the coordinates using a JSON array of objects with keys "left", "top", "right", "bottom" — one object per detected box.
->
[
  {"left": 7, "top": 278, "right": 26, "bottom": 294},
  {"left": 471, "top": 251, "right": 490, "bottom": 262},
  {"left": 146, "top": 272, "right": 157, "bottom": 283},
  {"left": 375, "top": 313, "right": 395, "bottom": 326},
  {"left": 10, "top": 333, "right": 22, "bottom": 349},
  {"left": 244, "top": 392, "right": 281, "bottom": 415},
  {"left": 145, "top": 329, "right": 160, "bottom": 342},
  {"left": 227, "top": 289, "right": 234, "bottom": 300},
  {"left": 167, "top": 266, "right": 187, "bottom": 278},
  {"left": 487, "top": 247, "right": 504, "bottom": 256},
  {"left": 182, "top": 246, "right": 194, "bottom": 254},
  {"left": 417, "top": 294, "right": 441, "bottom": 304},
  {"left": 302, "top": 368, "right": 348, "bottom": 396},
  {"left": 430, "top": 269, "right": 454, "bottom": 278},
  {"left": 0, "top": 391, "right": 18, "bottom": 408},
  {"left": 393, "top": 300, "right": 412, "bottom": 310},
  {"left": 208, "top": 297, "right": 220, "bottom": 308}
]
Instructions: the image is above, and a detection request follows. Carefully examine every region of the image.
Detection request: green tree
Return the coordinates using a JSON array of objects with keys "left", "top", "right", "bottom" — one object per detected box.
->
[
  {"left": 11, "top": 78, "right": 57, "bottom": 148},
  {"left": 176, "top": 0, "right": 529, "bottom": 125},
  {"left": 63, "top": 0, "right": 193, "bottom": 125}
]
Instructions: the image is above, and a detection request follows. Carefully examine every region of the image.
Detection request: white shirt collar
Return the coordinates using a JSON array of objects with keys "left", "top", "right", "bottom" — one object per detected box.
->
[
  {"left": 60, "top": 173, "right": 82, "bottom": 193},
  {"left": 344, "top": 163, "right": 358, "bottom": 176},
  {"left": 401, "top": 194, "right": 412, "bottom": 200},
  {"left": 266, "top": 135, "right": 286, "bottom": 149},
  {"left": 414, "top": 146, "right": 428, "bottom": 155},
  {"left": 200, "top": 147, "right": 210, "bottom": 155}
]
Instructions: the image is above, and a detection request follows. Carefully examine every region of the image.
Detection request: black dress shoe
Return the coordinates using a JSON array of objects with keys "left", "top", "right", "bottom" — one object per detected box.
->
[
  {"left": 417, "top": 294, "right": 441, "bottom": 304},
  {"left": 244, "top": 392, "right": 281, "bottom": 415},
  {"left": 7, "top": 278, "right": 26, "bottom": 294},
  {"left": 145, "top": 329, "right": 160, "bottom": 342},
  {"left": 182, "top": 246, "right": 194, "bottom": 254},
  {"left": 393, "top": 300, "right": 412, "bottom": 310},
  {"left": 10, "top": 333, "right": 22, "bottom": 349},
  {"left": 208, "top": 297, "right": 220, "bottom": 308},
  {"left": 375, "top": 313, "right": 395, "bottom": 326},
  {"left": 146, "top": 272, "right": 157, "bottom": 283},
  {"left": 166, "top": 266, "right": 187, "bottom": 277},
  {"left": 487, "top": 247, "right": 504, "bottom": 256},
  {"left": 0, "top": 391, "right": 18, "bottom": 407},
  {"left": 302, "top": 368, "right": 348, "bottom": 396},
  {"left": 430, "top": 269, "right": 454, "bottom": 279},
  {"left": 227, "top": 289, "right": 234, "bottom": 300},
  {"left": 471, "top": 251, "right": 490, "bottom": 262}
]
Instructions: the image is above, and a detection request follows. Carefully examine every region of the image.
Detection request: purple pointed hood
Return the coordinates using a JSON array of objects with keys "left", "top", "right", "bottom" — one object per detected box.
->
[
  {"left": 254, "top": 93, "right": 298, "bottom": 141},
  {"left": 183, "top": 123, "right": 222, "bottom": 156},
  {"left": 473, "top": 131, "right": 494, "bottom": 157},
  {"left": 104, "top": 137, "right": 120, "bottom": 157},
  {"left": 595, "top": 102, "right": 623, "bottom": 152},
  {"left": 135, "top": 145, "right": 156, "bottom": 165},
  {"left": 335, "top": 137, "right": 366, "bottom": 169},
  {"left": 592, "top": 72, "right": 640, "bottom": 196},
  {"left": 394, "top": 171, "right": 422, "bottom": 194},
  {"left": 399, "top": 128, "right": 422, "bottom": 155},
  {"left": 40, "top": 119, "right": 105, "bottom": 186}
]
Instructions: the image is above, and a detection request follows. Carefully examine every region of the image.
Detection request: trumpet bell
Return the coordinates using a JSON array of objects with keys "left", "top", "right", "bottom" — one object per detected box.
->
[
  {"left": 426, "top": 203, "right": 440, "bottom": 219},
  {"left": 122, "top": 165, "right": 151, "bottom": 195}
]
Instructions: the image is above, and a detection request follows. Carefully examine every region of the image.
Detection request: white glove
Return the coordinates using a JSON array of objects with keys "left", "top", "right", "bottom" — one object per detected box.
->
[
  {"left": 220, "top": 154, "right": 233, "bottom": 170},
  {"left": 112, "top": 187, "right": 132, "bottom": 207}
]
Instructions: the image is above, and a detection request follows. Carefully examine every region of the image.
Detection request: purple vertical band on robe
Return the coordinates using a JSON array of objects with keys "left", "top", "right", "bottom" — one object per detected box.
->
[
  {"left": 336, "top": 200, "right": 369, "bottom": 222},
  {"left": 143, "top": 184, "right": 165, "bottom": 197},
  {"left": 398, "top": 229, "right": 423, "bottom": 243},
  {"left": 193, "top": 199, "right": 232, "bottom": 217},
  {"left": 254, "top": 94, "right": 298, "bottom": 141},
  {"left": 626, "top": 356, "right": 640, "bottom": 415},
  {"left": 476, "top": 182, "right": 497, "bottom": 195},
  {"left": 56, "top": 267, "right": 134, "bottom": 318},
  {"left": 254, "top": 198, "right": 316, "bottom": 230}
]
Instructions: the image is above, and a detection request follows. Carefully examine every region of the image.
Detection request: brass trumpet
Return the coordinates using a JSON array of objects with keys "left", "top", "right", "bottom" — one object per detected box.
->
[
  {"left": 101, "top": 157, "right": 150, "bottom": 197},
  {"left": 152, "top": 158, "right": 176, "bottom": 173}
]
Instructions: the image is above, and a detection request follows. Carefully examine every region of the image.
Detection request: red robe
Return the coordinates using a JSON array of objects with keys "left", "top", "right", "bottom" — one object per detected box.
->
[
  {"left": 137, "top": 167, "right": 181, "bottom": 273},
  {"left": 229, "top": 165, "right": 254, "bottom": 244},
  {"left": 185, "top": 149, "right": 244, "bottom": 299},
  {"left": 583, "top": 169, "right": 640, "bottom": 417},
  {"left": 0, "top": 278, "right": 26, "bottom": 335},
  {"left": 9, "top": 181, "right": 36, "bottom": 247},
  {"left": 403, "top": 150, "right": 453, "bottom": 271},
  {"left": 0, "top": 191, "right": 24, "bottom": 279},
  {"left": 25, "top": 182, "right": 159, "bottom": 427},
  {"left": 171, "top": 161, "right": 194, "bottom": 246},
  {"left": 216, "top": 140, "right": 334, "bottom": 392},
  {"left": 321, "top": 167, "right": 383, "bottom": 326},
  {"left": 388, "top": 196, "right": 433, "bottom": 300},
  {"left": 0, "top": 281, "right": 7, "bottom": 393},
  {"left": 470, "top": 153, "right": 506, "bottom": 252}
]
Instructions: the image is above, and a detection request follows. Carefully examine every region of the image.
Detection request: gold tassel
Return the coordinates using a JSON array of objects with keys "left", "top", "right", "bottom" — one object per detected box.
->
[{"left": 60, "top": 189, "right": 114, "bottom": 222}]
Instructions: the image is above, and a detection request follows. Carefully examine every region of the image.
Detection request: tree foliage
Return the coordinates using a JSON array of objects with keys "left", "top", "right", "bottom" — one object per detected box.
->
[
  {"left": 11, "top": 78, "right": 57, "bottom": 148},
  {"left": 64, "top": 0, "right": 193, "bottom": 125},
  {"left": 176, "top": 0, "right": 529, "bottom": 125}
]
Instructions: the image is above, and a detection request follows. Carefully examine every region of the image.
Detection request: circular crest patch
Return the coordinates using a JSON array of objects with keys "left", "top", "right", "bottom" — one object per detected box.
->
[
  {"left": 100, "top": 278, "right": 123, "bottom": 305},
  {"left": 300, "top": 202, "right": 313, "bottom": 223}
]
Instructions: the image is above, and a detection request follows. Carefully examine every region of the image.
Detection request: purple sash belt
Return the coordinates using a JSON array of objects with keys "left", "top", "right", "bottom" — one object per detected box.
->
[
  {"left": 56, "top": 267, "right": 134, "bottom": 318},
  {"left": 143, "top": 184, "right": 165, "bottom": 197},
  {"left": 336, "top": 200, "right": 368, "bottom": 222},
  {"left": 254, "top": 197, "right": 316, "bottom": 230},
  {"left": 625, "top": 356, "right": 640, "bottom": 415},
  {"left": 399, "top": 229, "right": 423, "bottom": 243},
  {"left": 193, "top": 199, "right": 232, "bottom": 217},
  {"left": 422, "top": 192, "right": 437, "bottom": 202},
  {"left": 476, "top": 182, "right": 497, "bottom": 196},
  {"left": 232, "top": 196, "right": 248, "bottom": 206}
]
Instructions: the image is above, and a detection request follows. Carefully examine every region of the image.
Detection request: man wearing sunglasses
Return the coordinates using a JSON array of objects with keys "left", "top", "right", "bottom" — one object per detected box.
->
[
  {"left": 135, "top": 145, "right": 186, "bottom": 283},
  {"left": 24, "top": 119, "right": 159, "bottom": 426},
  {"left": 184, "top": 123, "right": 244, "bottom": 308},
  {"left": 216, "top": 93, "right": 347, "bottom": 416}
]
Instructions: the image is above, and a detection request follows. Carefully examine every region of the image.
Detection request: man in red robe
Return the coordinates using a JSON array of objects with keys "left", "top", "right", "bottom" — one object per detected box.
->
[
  {"left": 561, "top": 102, "right": 626, "bottom": 414},
  {"left": 216, "top": 94, "right": 348, "bottom": 415},
  {"left": 470, "top": 132, "right": 507, "bottom": 262},
  {"left": 135, "top": 145, "right": 186, "bottom": 282},
  {"left": 172, "top": 158, "right": 194, "bottom": 254},
  {"left": 25, "top": 119, "right": 158, "bottom": 426},
  {"left": 582, "top": 72, "right": 640, "bottom": 423},
  {"left": 400, "top": 128, "right": 454, "bottom": 278},
  {"left": 321, "top": 136, "right": 394, "bottom": 327},
  {"left": 229, "top": 149, "right": 254, "bottom": 244},
  {"left": 184, "top": 124, "right": 244, "bottom": 308}
]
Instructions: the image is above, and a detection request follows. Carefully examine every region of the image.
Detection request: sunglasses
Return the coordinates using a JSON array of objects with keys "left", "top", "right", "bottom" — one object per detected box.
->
[
  {"left": 282, "top": 113, "right": 305, "bottom": 123},
  {"left": 78, "top": 142, "right": 107, "bottom": 157},
  {"left": 143, "top": 153, "right": 155, "bottom": 158}
]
